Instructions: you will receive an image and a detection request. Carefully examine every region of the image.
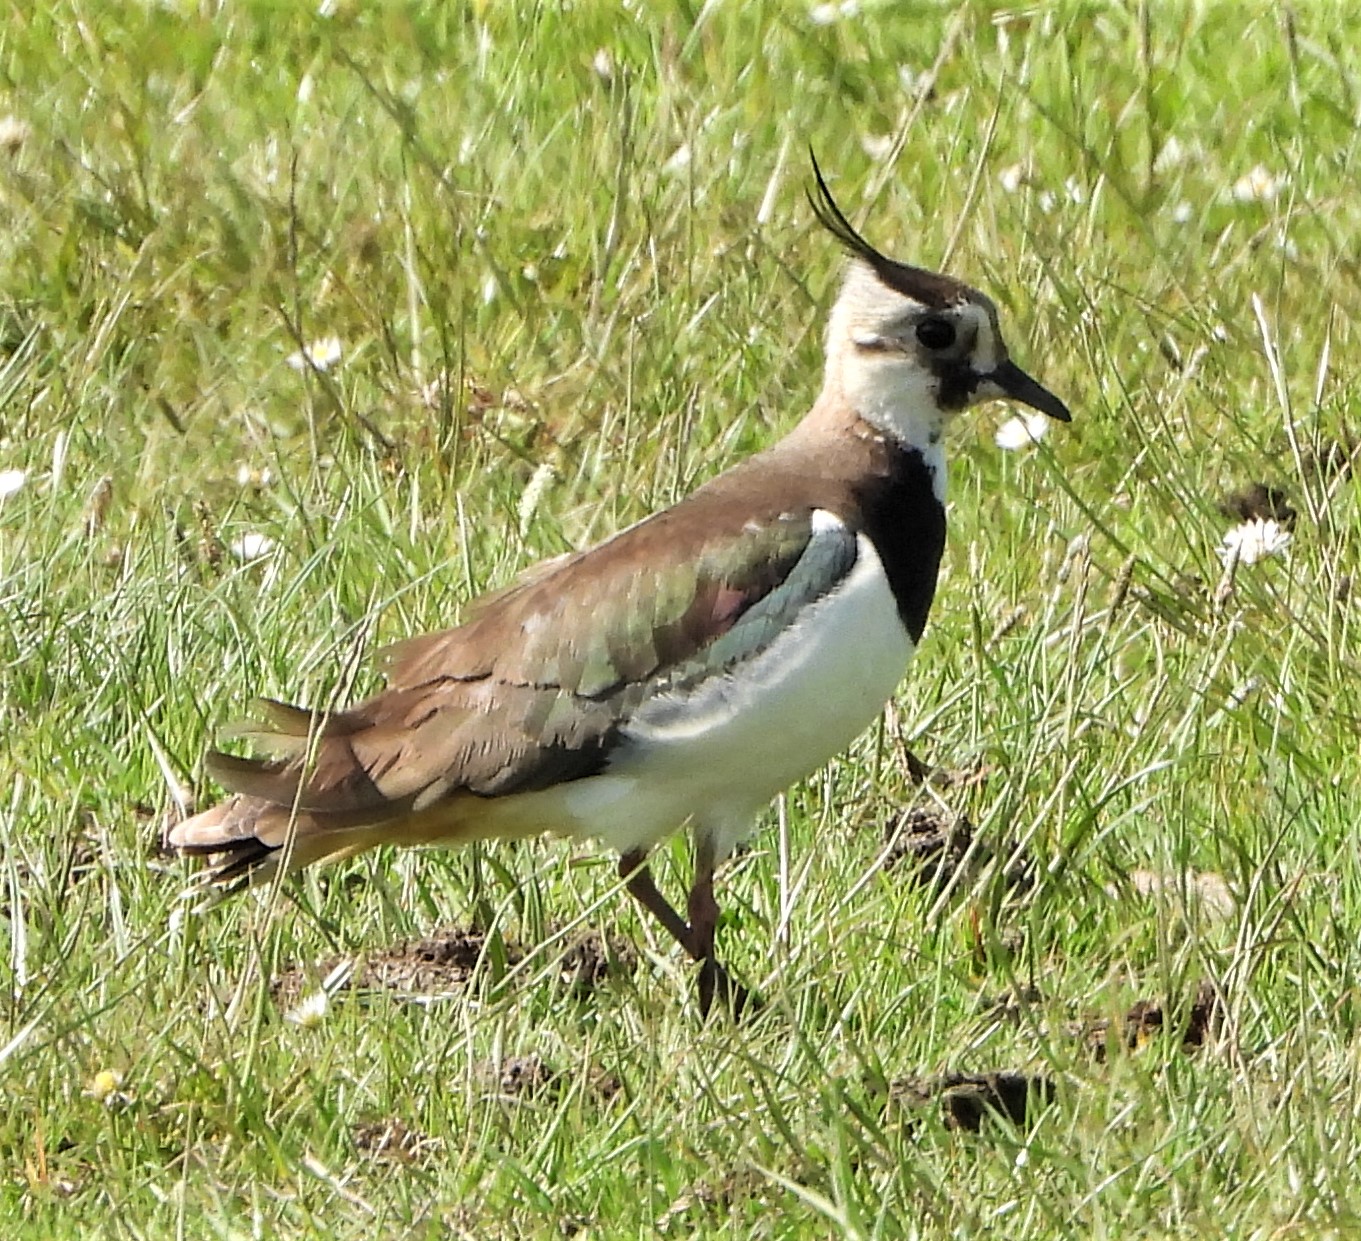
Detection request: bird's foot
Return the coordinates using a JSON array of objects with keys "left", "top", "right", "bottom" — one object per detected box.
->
[{"left": 697, "top": 956, "right": 757, "bottom": 1021}]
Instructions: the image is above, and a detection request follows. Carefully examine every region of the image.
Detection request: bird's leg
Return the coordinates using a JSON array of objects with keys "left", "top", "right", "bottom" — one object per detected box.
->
[
  {"left": 618, "top": 849, "right": 693, "bottom": 955},
  {"left": 618, "top": 846, "right": 749, "bottom": 1017},
  {"left": 686, "top": 836, "right": 750, "bottom": 1019}
]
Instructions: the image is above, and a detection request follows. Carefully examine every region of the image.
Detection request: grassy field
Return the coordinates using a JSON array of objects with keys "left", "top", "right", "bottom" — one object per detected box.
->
[{"left": 2, "top": 1, "right": 1360, "bottom": 1235}]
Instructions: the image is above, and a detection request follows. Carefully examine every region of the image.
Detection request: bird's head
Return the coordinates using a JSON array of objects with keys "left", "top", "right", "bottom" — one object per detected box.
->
[{"left": 809, "top": 154, "right": 1070, "bottom": 444}]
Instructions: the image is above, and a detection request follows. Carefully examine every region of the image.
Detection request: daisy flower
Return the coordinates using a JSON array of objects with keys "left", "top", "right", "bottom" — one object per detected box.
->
[
  {"left": 285, "top": 335, "right": 343, "bottom": 373},
  {"left": 994, "top": 411, "right": 1050, "bottom": 452},
  {"left": 1230, "top": 165, "right": 1288, "bottom": 204},
  {"left": 0, "top": 468, "right": 27, "bottom": 500},
  {"left": 286, "top": 990, "right": 330, "bottom": 1029},
  {"left": 229, "top": 532, "right": 277, "bottom": 562},
  {"left": 1217, "top": 518, "right": 1291, "bottom": 567}
]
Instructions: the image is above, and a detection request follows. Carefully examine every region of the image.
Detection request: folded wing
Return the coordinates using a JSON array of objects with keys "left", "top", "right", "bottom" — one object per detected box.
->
[{"left": 169, "top": 496, "right": 859, "bottom": 884}]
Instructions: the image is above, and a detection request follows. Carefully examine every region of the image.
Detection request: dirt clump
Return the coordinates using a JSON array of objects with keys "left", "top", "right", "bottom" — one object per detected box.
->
[
  {"left": 889, "top": 1070, "right": 1057, "bottom": 1132},
  {"left": 273, "top": 925, "right": 521, "bottom": 1006},
  {"left": 557, "top": 929, "right": 637, "bottom": 997},
  {"left": 1218, "top": 482, "right": 1296, "bottom": 527},
  {"left": 353, "top": 1117, "right": 439, "bottom": 1163},
  {"left": 1084, "top": 979, "right": 1223, "bottom": 1060},
  {"left": 882, "top": 807, "right": 1032, "bottom": 894}
]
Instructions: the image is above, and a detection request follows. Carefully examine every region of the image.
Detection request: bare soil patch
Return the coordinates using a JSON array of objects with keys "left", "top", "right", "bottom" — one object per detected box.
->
[
  {"left": 1218, "top": 482, "right": 1297, "bottom": 527},
  {"left": 1084, "top": 979, "right": 1223, "bottom": 1060},
  {"left": 273, "top": 925, "right": 521, "bottom": 1006},
  {"left": 353, "top": 1116, "right": 441, "bottom": 1164}
]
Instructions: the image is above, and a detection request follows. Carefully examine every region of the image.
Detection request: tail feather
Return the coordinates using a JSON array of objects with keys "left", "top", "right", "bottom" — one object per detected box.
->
[
  {"left": 204, "top": 749, "right": 389, "bottom": 814},
  {"left": 192, "top": 838, "right": 275, "bottom": 893},
  {"left": 218, "top": 698, "right": 365, "bottom": 757},
  {"left": 167, "top": 795, "right": 416, "bottom": 888},
  {"left": 167, "top": 796, "right": 284, "bottom": 888},
  {"left": 166, "top": 690, "right": 549, "bottom": 893},
  {"left": 167, "top": 702, "right": 497, "bottom": 890},
  {"left": 252, "top": 697, "right": 342, "bottom": 736},
  {"left": 167, "top": 696, "right": 415, "bottom": 889}
]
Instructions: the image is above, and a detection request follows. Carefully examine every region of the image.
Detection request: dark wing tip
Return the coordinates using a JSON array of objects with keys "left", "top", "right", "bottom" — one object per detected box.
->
[{"left": 204, "top": 842, "right": 279, "bottom": 889}]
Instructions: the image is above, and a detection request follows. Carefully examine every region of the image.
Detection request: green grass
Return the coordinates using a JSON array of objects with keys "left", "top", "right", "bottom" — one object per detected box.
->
[{"left": 2, "top": 1, "right": 1360, "bottom": 1235}]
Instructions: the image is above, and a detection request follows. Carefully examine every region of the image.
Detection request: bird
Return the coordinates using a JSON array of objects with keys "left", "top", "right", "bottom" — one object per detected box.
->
[{"left": 167, "top": 153, "right": 1070, "bottom": 1015}]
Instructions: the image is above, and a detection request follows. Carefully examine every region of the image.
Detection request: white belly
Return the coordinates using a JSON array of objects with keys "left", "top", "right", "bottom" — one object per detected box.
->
[{"left": 560, "top": 530, "right": 915, "bottom": 857}]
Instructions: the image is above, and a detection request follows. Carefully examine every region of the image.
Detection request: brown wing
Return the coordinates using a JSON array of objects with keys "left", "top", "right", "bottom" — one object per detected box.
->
[{"left": 191, "top": 488, "right": 841, "bottom": 833}]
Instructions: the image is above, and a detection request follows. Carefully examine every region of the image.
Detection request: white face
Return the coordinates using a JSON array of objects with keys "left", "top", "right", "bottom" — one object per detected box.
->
[{"left": 824, "top": 263, "right": 1007, "bottom": 442}]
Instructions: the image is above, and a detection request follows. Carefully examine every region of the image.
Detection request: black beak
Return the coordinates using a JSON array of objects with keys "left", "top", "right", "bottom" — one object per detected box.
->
[{"left": 990, "top": 359, "right": 1071, "bottom": 422}]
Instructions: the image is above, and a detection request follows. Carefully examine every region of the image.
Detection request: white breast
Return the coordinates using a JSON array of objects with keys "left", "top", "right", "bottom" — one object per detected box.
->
[{"left": 559, "top": 515, "right": 915, "bottom": 859}]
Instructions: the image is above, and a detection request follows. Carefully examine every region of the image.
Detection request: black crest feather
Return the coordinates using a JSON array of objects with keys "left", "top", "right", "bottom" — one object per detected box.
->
[{"left": 806, "top": 148, "right": 970, "bottom": 310}]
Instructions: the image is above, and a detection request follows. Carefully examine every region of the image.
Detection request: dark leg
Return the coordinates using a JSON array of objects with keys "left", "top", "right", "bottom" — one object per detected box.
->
[
  {"left": 686, "top": 836, "right": 750, "bottom": 1019},
  {"left": 618, "top": 846, "right": 750, "bottom": 1018},
  {"left": 686, "top": 839, "right": 724, "bottom": 1016},
  {"left": 618, "top": 849, "right": 693, "bottom": 954}
]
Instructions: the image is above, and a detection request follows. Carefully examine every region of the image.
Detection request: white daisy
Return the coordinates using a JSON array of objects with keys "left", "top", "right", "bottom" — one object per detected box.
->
[
  {"left": 87, "top": 1069, "right": 123, "bottom": 1101},
  {"left": 994, "top": 411, "right": 1050, "bottom": 451},
  {"left": 861, "top": 134, "right": 893, "bottom": 161},
  {"left": 235, "top": 463, "right": 276, "bottom": 488},
  {"left": 1152, "top": 136, "right": 1186, "bottom": 175},
  {"left": 229, "top": 533, "right": 277, "bottom": 562},
  {"left": 0, "top": 114, "right": 30, "bottom": 154},
  {"left": 0, "top": 468, "right": 27, "bottom": 499},
  {"left": 285, "top": 335, "right": 343, "bottom": 373},
  {"left": 286, "top": 990, "right": 330, "bottom": 1029},
  {"left": 663, "top": 143, "right": 691, "bottom": 176},
  {"left": 997, "top": 162, "right": 1026, "bottom": 194},
  {"left": 1231, "top": 165, "right": 1288, "bottom": 204},
  {"left": 897, "top": 66, "right": 924, "bottom": 95},
  {"left": 86, "top": 1069, "right": 132, "bottom": 1107},
  {"left": 1217, "top": 518, "right": 1291, "bottom": 566}
]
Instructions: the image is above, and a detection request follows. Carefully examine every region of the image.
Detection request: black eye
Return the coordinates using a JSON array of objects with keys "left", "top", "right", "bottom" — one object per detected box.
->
[{"left": 916, "top": 317, "right": 955, "bottom": 350}]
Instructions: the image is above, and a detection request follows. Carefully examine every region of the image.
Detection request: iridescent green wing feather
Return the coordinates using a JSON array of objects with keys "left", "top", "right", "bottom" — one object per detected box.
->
[{"left": 210, "top": 505, "right": 860, "bottom": 812}]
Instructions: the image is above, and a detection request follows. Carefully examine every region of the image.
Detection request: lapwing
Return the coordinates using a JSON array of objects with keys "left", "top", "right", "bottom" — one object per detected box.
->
[{"left": 168, "top": 155, "right": 1070, "bottom": 1014}]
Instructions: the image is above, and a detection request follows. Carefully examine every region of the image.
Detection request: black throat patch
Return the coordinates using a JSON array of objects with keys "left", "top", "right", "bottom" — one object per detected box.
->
[
  {"left": 932, "top": 358, "right": 986, "bottom": 413},
  {"left": 851, "top": 442, "right": 948, "bottom": 643}
]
